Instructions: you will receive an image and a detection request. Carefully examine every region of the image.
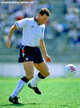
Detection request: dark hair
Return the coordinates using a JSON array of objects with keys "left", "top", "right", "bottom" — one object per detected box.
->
[{"left": 39, "top": 8, "right": 50, "bottom": 17}]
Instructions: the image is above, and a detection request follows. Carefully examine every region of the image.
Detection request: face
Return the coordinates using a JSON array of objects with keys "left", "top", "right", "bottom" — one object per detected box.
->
[{"left": 38, "top": 14, "right": 49, "bottom": 25}]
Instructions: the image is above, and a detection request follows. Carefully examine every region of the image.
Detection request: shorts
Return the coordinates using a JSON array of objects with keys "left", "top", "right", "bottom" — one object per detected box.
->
[{"left": 18, "top": 45, "right": 44, "bottom": 63}]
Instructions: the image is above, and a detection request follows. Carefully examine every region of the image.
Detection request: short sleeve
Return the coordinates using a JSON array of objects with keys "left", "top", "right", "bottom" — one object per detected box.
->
[
  {"left": 15, "top": 18, "right": 29, "bottom": 28},
  {"left": 41, "top": 25, "right": 45, "bottom": 39}
]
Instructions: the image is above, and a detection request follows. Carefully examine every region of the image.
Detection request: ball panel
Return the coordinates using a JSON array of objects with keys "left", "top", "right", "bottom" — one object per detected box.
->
[{"left": 65, "top": 64, "right": 76, "bottom": 77}]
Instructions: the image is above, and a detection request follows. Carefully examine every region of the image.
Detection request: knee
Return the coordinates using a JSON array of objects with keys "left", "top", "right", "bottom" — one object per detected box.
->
[
  {"left": 41, "top": 71, "right": 50, "bottom": 77},
  {"left": 25, "top": 74, "right": 34, "bottom": 80},
  {"left": 46, "top": 71, "right": 50, "bottom": 77}
]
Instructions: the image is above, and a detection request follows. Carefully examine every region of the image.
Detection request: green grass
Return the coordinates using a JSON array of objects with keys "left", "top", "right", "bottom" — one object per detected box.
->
[{"left": 0, "top": 77, "right": 80, "bottom": 108}]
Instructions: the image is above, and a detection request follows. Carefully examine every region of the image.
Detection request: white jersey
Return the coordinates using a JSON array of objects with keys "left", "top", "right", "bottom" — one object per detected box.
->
[{"left": 15, "top": 17, "right": 45, "bottom": 47}]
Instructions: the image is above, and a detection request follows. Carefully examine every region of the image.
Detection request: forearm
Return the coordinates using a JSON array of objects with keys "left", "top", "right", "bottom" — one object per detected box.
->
[
  {"left": 8, "top": 24, "right": 17, "bottom": 39},
  {"left": 8, "top": 26, "right": 15, "bottom": 39},
  {"left": 7, "top": 24, "right": 17, "bottom": 48},
  {"left": 39, "top": 39, "right": 48, "bottom": 57}
]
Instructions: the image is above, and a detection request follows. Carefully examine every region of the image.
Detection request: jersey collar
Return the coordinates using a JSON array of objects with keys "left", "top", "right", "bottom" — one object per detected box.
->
[
  {"left": 34, "top": 17, "right": 40, "bottom": 25},
  {"left": 34, "top": 17, "right": 38, "bottom": 22}
]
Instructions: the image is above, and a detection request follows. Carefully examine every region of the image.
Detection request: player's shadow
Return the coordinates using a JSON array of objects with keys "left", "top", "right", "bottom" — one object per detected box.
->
[
  {"left": 59, "top": 105, "right": 69, "bottom": 107},
  {"left": 0, "top": 102, "right": 40, "bottom": 107},
  {"left": 0, "top": 104, "right": 24, "bottom": 107}
]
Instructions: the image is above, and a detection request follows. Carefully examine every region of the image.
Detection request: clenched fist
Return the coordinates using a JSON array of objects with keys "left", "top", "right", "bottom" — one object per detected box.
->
[{"left": 44, "top": 55, "right": 52, "bottom": 62}]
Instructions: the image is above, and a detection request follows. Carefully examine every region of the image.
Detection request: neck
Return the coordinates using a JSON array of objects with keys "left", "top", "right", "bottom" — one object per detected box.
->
[{"left": 35, "top": 17, "right": 40, "bottom": 25}]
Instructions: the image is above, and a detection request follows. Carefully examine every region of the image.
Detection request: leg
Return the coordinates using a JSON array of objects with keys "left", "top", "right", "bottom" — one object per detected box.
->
[
  {"left": 9, "top": 61, "right": 34, "bottom": 104},
  {"left": 11, "top": 61, "right": 34, "bottom": 97},
  {"left": 30, "top": 61, "right": 50, "bottom": 86},
  {"left": 23, "top": 61, "right": 34, "bottom": 80},
  {"left": 33, "top": 61, "right": 50, "bottom": 77},
  {"left": 28, "top": 61, "right": 50, "bottom": 94}
]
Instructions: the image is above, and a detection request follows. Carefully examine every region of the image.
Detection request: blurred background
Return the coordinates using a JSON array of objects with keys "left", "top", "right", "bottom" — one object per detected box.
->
[{"left": 0, "top": 0, "right": 80, "bottom": 77}]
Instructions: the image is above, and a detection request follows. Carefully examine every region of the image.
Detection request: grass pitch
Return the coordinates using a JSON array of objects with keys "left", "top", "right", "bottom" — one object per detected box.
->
[{"left": 0, "top": 77, "right": 80, "bottom": 108}]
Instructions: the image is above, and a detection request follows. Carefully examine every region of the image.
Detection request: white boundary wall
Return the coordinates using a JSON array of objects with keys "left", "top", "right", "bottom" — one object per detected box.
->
[{"left": 0, "top": 63, "right": 80, "bottom": 77}]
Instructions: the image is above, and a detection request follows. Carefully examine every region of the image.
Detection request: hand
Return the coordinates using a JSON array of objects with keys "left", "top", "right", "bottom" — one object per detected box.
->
[
  {"left": 44, "top": 55, "right": 52, "bottom": 62},
  {"left": 6, "top": 38, "right": 11, "bottom": 48}
]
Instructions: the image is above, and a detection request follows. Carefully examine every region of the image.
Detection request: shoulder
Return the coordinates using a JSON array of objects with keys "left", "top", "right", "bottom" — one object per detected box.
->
[
  {"left": 41, "top": 24, "right": 45, "bottom": 29},
  {"left": 43, "top": 24, "right": 45, "bottom": 28},
  {"left": 19, "top": 17, "right": 34, "bottom": 23},
  {"left": 26, "top": 17, "right": 34, "bottom": 22}
]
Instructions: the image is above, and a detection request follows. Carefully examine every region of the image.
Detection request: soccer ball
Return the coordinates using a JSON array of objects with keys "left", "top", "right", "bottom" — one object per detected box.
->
[{"left": 65, "top": 64, "right": 76, "bottom": 77}]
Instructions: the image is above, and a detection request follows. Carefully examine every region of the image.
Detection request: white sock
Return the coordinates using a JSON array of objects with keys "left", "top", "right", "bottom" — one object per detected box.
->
[
  {"left": 30, "top": 74, "right": 41, "bottom": 87},
  {"left": 11, "top": 79, "right": 26, "bottom": 98}
]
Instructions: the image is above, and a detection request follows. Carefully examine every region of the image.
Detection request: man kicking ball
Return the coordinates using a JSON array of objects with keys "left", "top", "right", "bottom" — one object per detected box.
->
[{"left": 7, "top": 8, "right": 52, "bottom": 104}]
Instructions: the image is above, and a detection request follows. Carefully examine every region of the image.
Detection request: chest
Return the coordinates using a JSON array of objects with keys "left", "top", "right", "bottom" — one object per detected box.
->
[{"left": 25, "top": 22, "right": 43, "bottom": 35}]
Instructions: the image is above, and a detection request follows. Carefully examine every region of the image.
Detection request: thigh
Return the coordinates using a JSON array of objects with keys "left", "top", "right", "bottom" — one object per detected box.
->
[
  {"left": 23, "top": 61, "right": 34, "bottom": 80},
  {"left": 33, "top": 61, "right": 50, "bottom": 77}
]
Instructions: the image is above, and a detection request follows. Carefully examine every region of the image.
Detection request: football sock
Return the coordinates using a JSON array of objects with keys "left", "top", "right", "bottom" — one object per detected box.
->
[
  {"left": 30, "top": 72, "right": 45, "bottom": 87},
  {"left": 11, "top": 77, "right": 29, "bottom": 98}
]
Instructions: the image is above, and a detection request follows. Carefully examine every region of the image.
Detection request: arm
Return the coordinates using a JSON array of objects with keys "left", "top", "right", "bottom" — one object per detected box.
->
[
  {"left": 6, "top": 24, "right": 18, "bottom": 48},
  {"left": 39, "top": 39, "right": 52, "bottom": 62}
]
